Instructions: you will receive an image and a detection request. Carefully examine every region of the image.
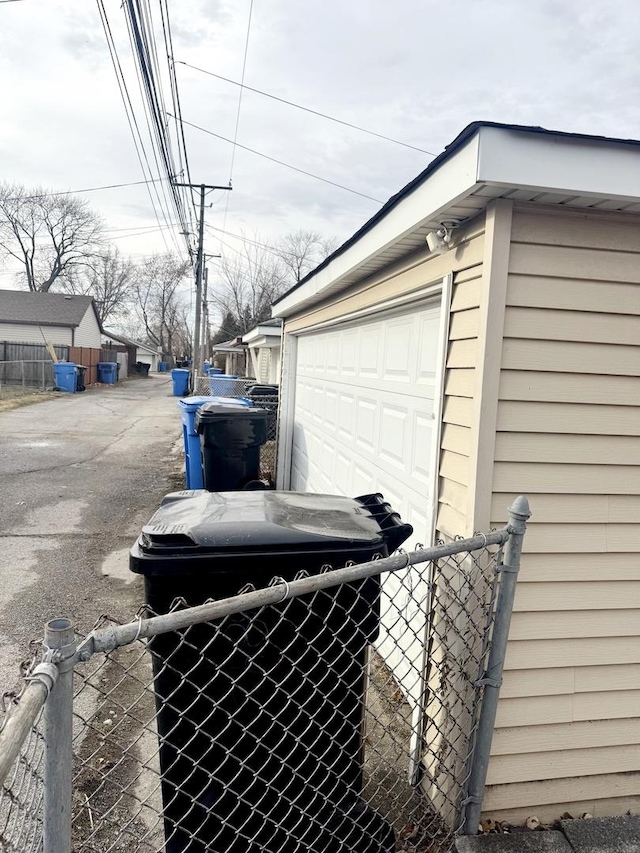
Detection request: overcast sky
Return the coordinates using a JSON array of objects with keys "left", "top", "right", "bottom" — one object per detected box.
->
[{"left": 2, "top": 0, "right": 640, "bottom": 286}]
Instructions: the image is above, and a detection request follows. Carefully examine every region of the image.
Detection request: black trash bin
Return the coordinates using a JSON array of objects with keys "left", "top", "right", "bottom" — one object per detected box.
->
[
  {"left": 130, "top": 490, "right": 412, "bottom": 853},
  {"left": 246, "top": 384, "right": 279, "bottom": 433},
  {"left": 195, "top": 402, "right": 269, "bottom": 490},
  {"left": 75, "top": 365, "right": 86, "bottom": 393}
]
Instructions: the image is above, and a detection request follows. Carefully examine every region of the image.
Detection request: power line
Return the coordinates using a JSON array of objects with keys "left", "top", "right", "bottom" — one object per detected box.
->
[
  {"left": 221, "top": 0, "right": 255, "bottom": 241},
  {"left": 204, "top": 224, "right": 303, "bottom": 261},
  {"left": 121, "top": 0, "right": 190, "bottom": 257},
  {"left": 104, "top": 220, "right": 180, "bottom": 233},
  {"left": 177, "top": 60, "right": 437, "bottom": 156},
  {"left": 8, "top": 177, "right": 168, "bottom": 201},
  {"left": 95, "top": 0, "right": 179, "bottom": 255},
  {"left": 159, "top": 0, "right": 199, "bottom": 232},
  {"left": 173, "top": 115, "right": 383, "bottom": 203}
]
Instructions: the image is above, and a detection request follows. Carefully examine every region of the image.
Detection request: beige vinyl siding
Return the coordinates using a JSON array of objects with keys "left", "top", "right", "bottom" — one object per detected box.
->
[
  {"left": 0, "top": 322, "right": 72, "bottom": 345},
  {"left": 284, "top": 217, "right": 485, "bottom": 335},
  {"left": 73, "top": 306, "right": 101, "bottom": 348},
  {"left": 435, "top": 265, "right": 482, "bottom": 537},
  {"left": 486, "top": 205, "right": 640, "bottom": 822}
]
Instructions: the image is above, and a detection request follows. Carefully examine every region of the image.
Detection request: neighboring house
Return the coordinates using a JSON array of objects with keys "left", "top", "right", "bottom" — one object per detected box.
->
[
  {"left": 102, "top": 331, "right": 161, "bottom": 372},
  {"left": 0, "top": 289, "right": 103, "bottom": 383},
  {"left": 210, "top": 338, "right": 247, "bottom": 376},
  {"left": 0, "top": 289, "right": 101, "bottom": 348},
  {"left": 273, "top": 122, "right": 640, "bottom": 824},
  {"left": 242, "top": 319, "right": 282, "bottom": 385}
]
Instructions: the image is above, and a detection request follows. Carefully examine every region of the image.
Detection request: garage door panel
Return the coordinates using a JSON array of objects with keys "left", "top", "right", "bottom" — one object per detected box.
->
[
  {"left": 359, "top": 325, "right": 382, "bottom": 377},
  {"left": 338, "top": 392, "right": 355, "bottom": 438},
  {"left": 356, "top": 398, "right": 377, "bottom": 451},
  {"left": 383, "top": 319, "right": 414, "bottom": 383},
  {"left": 379, "top": 404, "right": 409, "bottom": 467},
  {"left": 297, "top": 370, "right": 435, "bottom": 401},
  {"left": 339, "top": 330, "right": 358, "bottom": 376},
  {"left": 413, "top": 414, "right": 436, "bottom": 484},
  {"left": 290, "top": 300, "right": 442, "bottom": 701}
]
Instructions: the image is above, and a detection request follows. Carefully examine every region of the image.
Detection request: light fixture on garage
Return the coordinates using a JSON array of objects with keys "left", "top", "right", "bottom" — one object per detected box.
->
[{"left": 425, "top": 221, "right": 460, "bottom": 255}]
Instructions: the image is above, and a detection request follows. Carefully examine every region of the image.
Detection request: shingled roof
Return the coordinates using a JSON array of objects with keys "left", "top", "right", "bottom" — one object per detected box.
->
[{"left": 0, "top": 290, "right": 97, "bottom": 328}]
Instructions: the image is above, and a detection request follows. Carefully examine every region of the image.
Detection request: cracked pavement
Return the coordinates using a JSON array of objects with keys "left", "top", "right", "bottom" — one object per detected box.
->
[{"left": 0, "top": 375, "right": 181, "bottom": 694}]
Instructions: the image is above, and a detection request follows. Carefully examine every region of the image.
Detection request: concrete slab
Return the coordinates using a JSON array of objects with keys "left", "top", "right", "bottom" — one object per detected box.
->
[
  {"left": 560, "top": 816, "right": 640, "bottom": 853},
  {"left": 456, "top": 831, "right": 573, "bottom": 853}
]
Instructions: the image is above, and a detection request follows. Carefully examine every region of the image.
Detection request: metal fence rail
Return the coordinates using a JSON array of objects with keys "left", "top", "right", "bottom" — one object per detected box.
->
[{"left": 0, "top": 498, "right": 529, "bottom": 853}]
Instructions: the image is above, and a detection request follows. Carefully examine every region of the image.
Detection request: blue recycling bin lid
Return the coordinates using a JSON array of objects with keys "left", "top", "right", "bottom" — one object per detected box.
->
[{"left": 177, "top": 395, "right": 252, "bottom": 414}]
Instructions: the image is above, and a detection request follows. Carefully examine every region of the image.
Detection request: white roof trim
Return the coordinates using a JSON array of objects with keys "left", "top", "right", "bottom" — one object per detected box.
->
[
  {"left": 274, "top": 124, "right": 640, "bottom": 318},
  {"left": 274, "top": 134, "right": 480, "bottom": 318},
  {"left": 242, "top": 324, "right": 283, "bottom": 345},
  {"left": 477, "top": 126, "right": 640, "bottom": 200}
]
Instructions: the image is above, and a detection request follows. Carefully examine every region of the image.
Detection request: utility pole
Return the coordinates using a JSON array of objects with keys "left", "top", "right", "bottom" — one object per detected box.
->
[
  {"left": 202, "top": 253, "right": 221, "bottom": 361},
  {"left": 173, "top": 182, "right": 231, "bottom": 372}
]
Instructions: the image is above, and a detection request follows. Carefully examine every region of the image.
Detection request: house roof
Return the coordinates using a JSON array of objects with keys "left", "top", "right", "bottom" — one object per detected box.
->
[
  {"left": 102, "top": 330, "right": 158, "bottom": 354},
  {"left": 211, "top": 337, "right": 246, "bottom": 353},
  {"left": 242, "top": 320, "right": 283, "bottom": 346},
  {"left": 273, "top": 120, "right": 640, "bottom": 317},
  {"left": 0, "top": 289, "right": 97, "bottom": 328}
]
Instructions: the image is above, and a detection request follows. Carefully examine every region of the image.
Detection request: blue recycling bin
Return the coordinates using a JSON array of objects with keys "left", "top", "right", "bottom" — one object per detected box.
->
[
  {"left": 158, "top": 362, "right": 168, "bottom": 373},
  {"left": 53, "top": 363, "right": 77, "bottom": 394},
  {"left": 97, "top": 362, "right": 118, "bottom": 385},
  {"left": 178, "top": 396, "right": 253, "bottom": 489},
  {"left": 209, "top": 367, "right": 222, "bottom": 375},
  {"left": 203, "top": 362, "right": 211, "bottom": 375},
  {"left": 171, "top": 368, "right": 190, "bottom": 398}
]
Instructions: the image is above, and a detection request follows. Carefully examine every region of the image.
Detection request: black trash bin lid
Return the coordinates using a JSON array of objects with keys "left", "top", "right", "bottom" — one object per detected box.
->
[
  {"left": 195, "top": 402, "right": 268, "bottom": 432},
  {"left": 132, "top": 491, "right": 402, "bottom": 573}
]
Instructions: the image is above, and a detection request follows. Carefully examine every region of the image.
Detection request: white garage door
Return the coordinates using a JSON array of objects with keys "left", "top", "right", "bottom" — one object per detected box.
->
[
  {"left": 289, "top": 299, "right": 444, "bottom": 707},
  {"left": 291, "top": 299, "right": 442, "bottom": 545}
]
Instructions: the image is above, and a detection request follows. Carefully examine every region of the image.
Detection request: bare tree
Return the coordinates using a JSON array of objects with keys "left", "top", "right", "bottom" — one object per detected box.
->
[
  {"left": 132, "top": 253, "right": 191, "bottom": 355},
  {"left": 63, "top": 247, "right": 134, "bottom": 326},
  {"left": 276, "top": 229, "right": 339, "bottom": 283},
  {"left": 0, "top": 183, "right": 103, "bottom": 291},
  {"left": 209, "top": 230, "right": 338, "bottom": 341},
  {"left": 210, "top": 241, "right": 288, "bottom": 339}
]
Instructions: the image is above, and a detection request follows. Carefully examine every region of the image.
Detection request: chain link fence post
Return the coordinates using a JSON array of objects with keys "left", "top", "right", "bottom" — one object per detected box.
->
[
  {"left": 43, "top": 618, "right": 76, "bottom": 853},
  {"left": 461, "top": 496, "right": 531, "bottom": 835}
]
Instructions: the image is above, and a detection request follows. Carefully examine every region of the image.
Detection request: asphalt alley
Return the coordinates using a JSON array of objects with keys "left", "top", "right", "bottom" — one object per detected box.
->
[{"left": 0, "top": 375, "right": 181, "bottom": 693}]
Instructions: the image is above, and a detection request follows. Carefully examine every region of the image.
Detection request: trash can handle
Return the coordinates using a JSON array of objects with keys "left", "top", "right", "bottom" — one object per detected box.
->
[{"left": 354, "top": 493, "right": 413, "bottom": 553}]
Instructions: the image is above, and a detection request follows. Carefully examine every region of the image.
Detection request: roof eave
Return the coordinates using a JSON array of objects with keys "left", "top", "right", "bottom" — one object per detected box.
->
[
  {"left": 273, "top": 122, "right": 640, "bottom": 319},
  {"left": 272, "top": 132, "right": 482, "bottom": 318}
]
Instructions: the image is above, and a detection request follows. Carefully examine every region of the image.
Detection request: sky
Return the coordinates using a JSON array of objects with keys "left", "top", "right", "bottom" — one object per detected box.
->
[{"left": 2, "top": 0, "right": 640, "bottom": 290}]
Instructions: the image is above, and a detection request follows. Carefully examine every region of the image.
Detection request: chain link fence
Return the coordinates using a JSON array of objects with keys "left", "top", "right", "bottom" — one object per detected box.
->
[
  {"left": 0, "top": 499, "right": 529, "bottom": 853},
  {"left": 191, "top": 374, "right": 278, "bottom": 485},
  {"left": 0, "top": 360, "right": 56, "bottom": 393}
]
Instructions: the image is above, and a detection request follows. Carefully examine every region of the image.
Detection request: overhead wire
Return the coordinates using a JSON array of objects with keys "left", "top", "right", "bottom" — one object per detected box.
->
[
  {"left": 204, "top": 223, "right": 304, "bottom": 262},
  {"left": 220, "top": 0, "right": 255, "bottom": 241},
  {"left": 121, "top": 0, "right": 188, "bottom": 256},
  {"left": 171, "top": 115, "right": 383, "bottom": 203},
  {"left": 158, "top": 0, "right": 199, "bottom": 234},
  {"left": 177, "top": 60, "right": 437, "bottom": 157},
  {"left": 5, "top": 177, "right": 168, "bottom": 201},
  {"left": 95, "top": 0, "right": 178, "bottom": 255}
]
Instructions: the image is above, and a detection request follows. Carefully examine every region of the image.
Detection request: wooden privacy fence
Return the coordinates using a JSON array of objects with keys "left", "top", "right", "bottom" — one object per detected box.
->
[
  {"left": 0, "top": 341, "right": 69, "bottom": 362},
  {"left": 69, "top": 347, "right": 102, "bottom": 385}
]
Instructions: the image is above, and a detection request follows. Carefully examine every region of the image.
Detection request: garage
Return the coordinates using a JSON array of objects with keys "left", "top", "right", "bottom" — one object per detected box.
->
[
  {"left": 290, "top": 298, "right": 443, "bottom": 546},
  {"left": 287, "top": 296, "right": 446, "bottom": 706}
]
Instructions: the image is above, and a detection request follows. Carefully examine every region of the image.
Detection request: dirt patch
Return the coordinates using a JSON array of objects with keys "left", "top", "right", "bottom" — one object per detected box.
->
[
  {"left": 0, "top": 388, "right": 57, "bottom": 412},
  {"left": 72, "top": 643, "right": 163, "bottom": 852}
]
